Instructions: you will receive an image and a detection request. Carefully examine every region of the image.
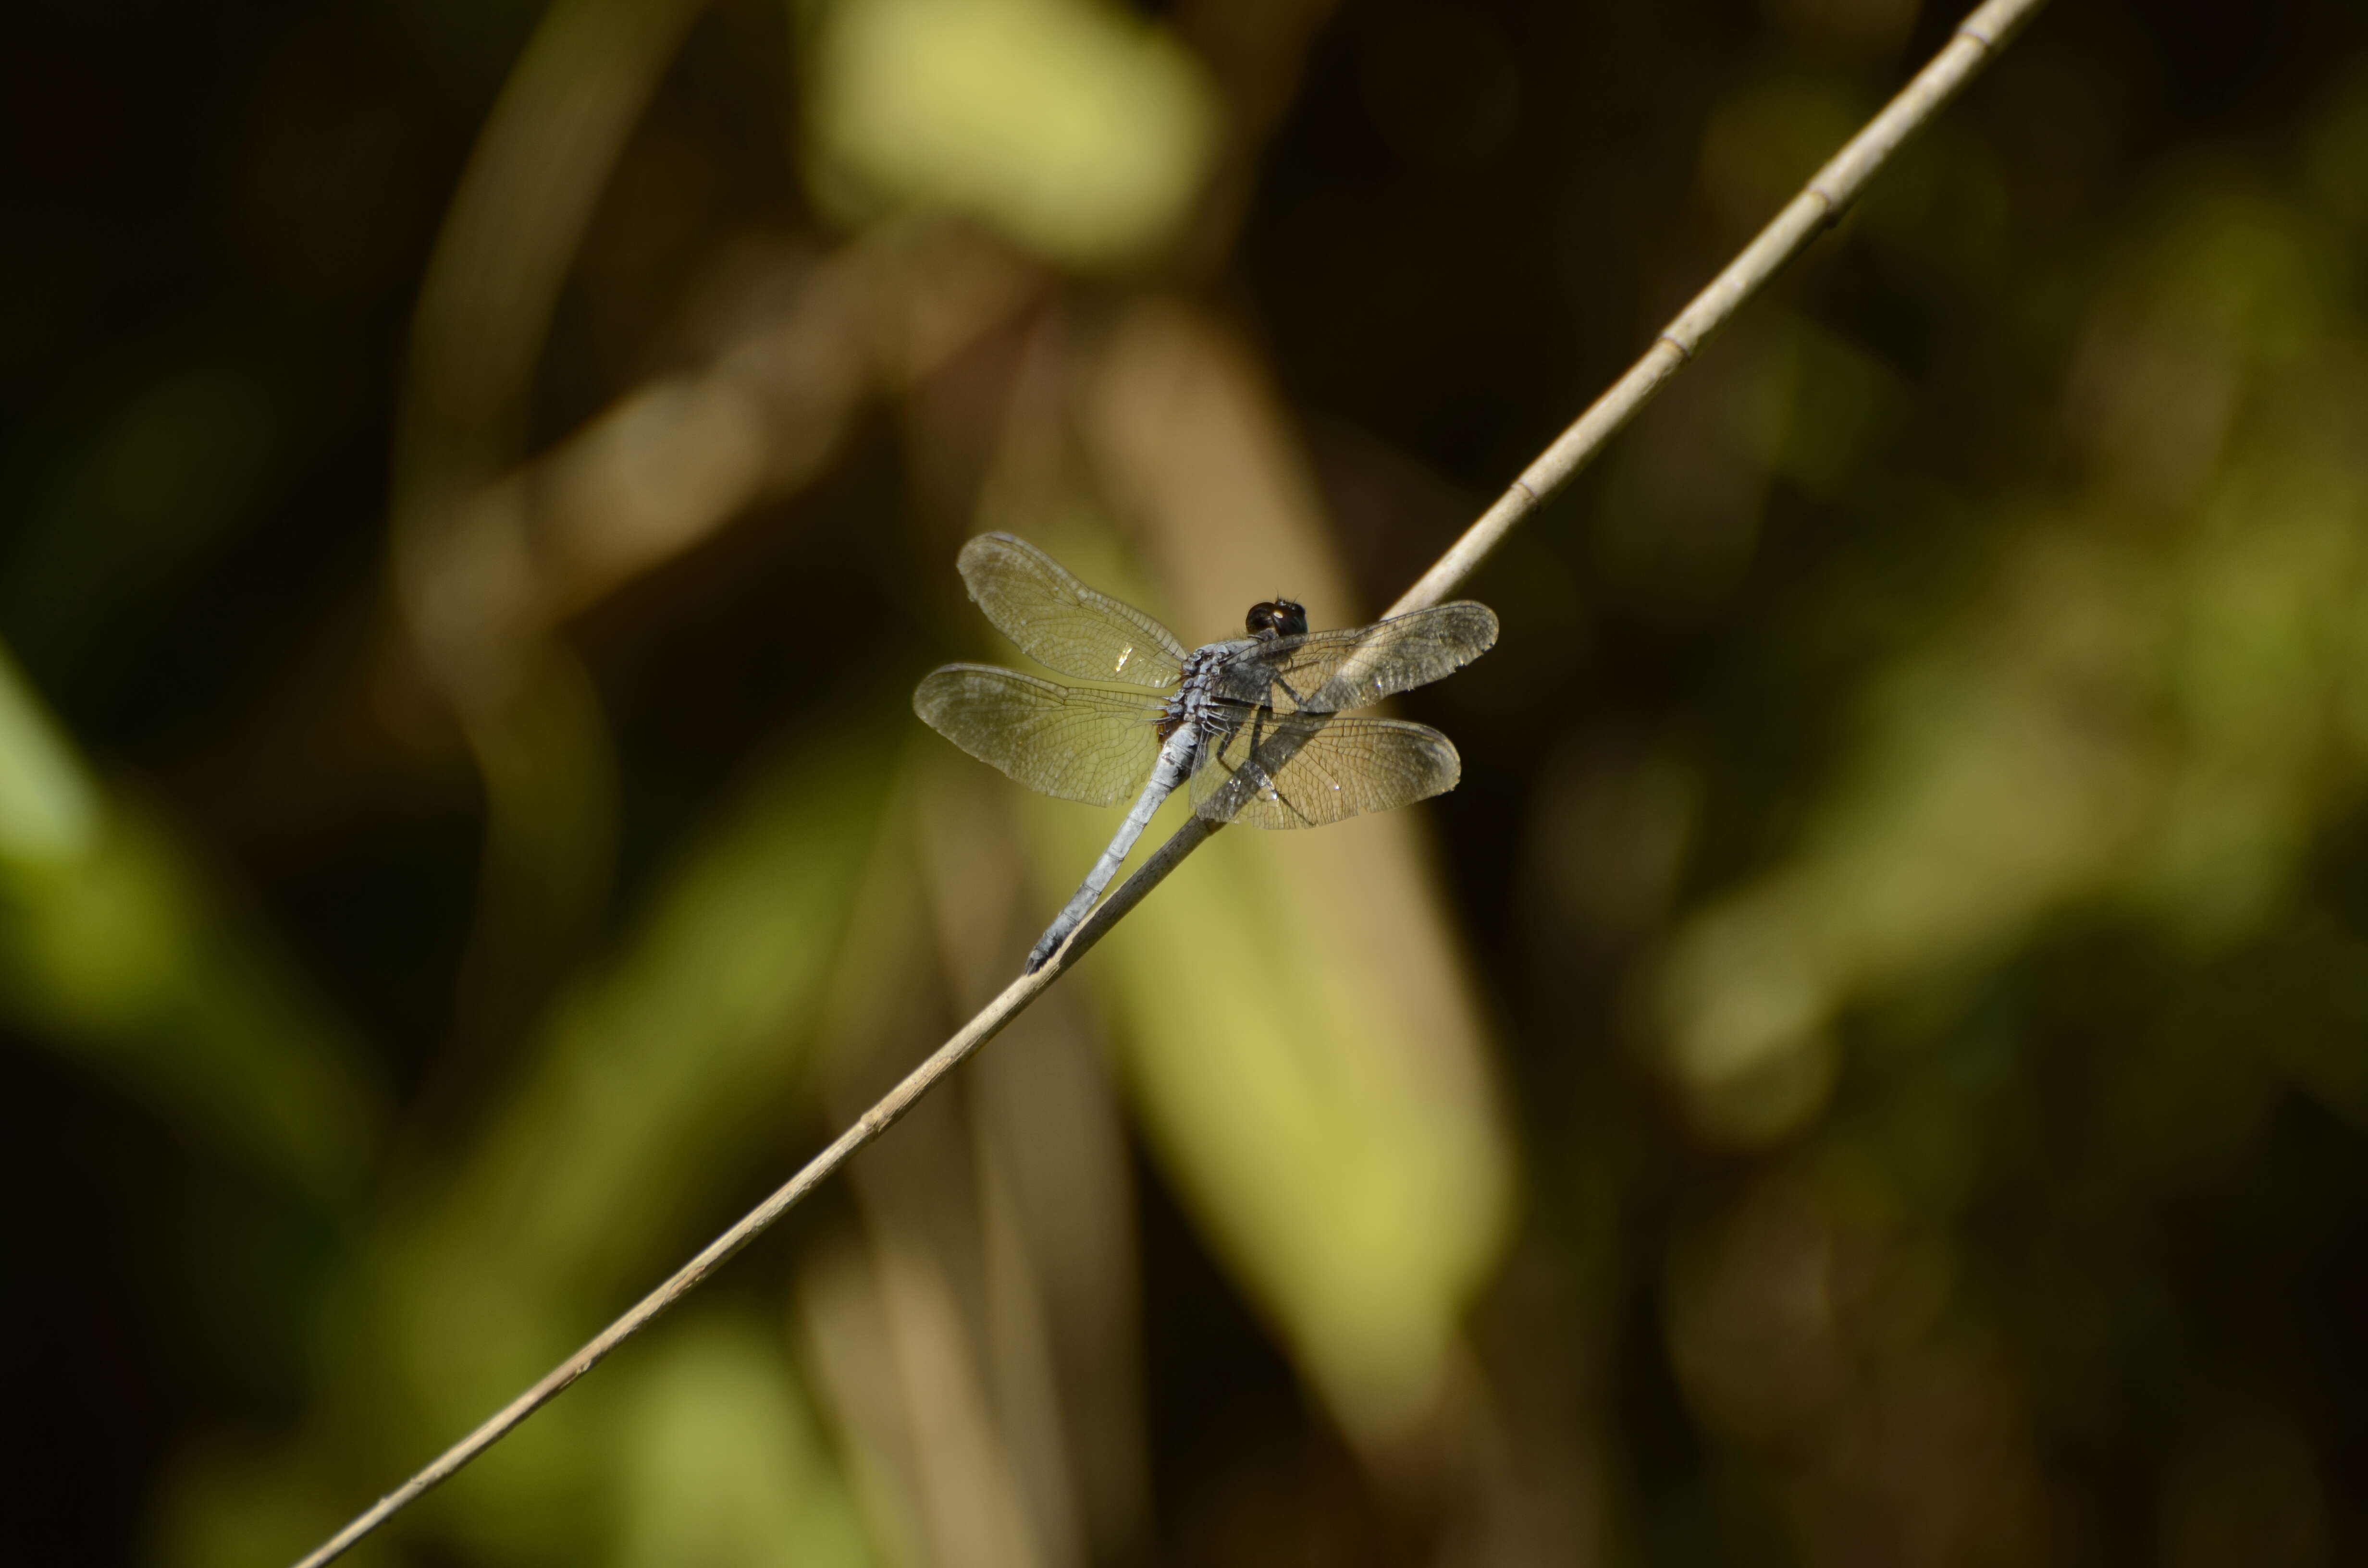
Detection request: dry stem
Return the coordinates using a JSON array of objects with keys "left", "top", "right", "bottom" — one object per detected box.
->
[{"left": 293, "top": 2, "right": 2050, "bottom": 1560}]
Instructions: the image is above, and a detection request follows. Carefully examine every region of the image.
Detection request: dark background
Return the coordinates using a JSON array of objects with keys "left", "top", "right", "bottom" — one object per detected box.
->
[{"left": 8, "top": 0, "right": 2368, "bottom": 1563}]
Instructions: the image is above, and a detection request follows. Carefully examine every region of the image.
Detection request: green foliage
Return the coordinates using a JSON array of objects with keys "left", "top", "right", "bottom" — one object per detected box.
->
[{"left": 12, "top": 2, "right": 2368, "bottom": 1566}]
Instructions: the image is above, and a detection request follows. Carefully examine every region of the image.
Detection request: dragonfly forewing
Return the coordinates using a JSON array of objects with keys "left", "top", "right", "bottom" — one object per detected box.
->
[
  {"left": 1188, "top": 706, "right": 1463, "bottom": 830},
  {"left": 957, "top": 533, "right": 1189, "bottom": 688},
  {"left": 913, "top": 665, "right": 1168, "bottom": 807},
  {"left": 1207, "top": 600, "right": 1499, "bottom": 712}
]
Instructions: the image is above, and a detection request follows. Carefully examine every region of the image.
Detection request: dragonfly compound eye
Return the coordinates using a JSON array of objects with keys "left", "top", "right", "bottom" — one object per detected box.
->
[{"left": 1246, "top": 599, "right": 1308, "bottom": 639}]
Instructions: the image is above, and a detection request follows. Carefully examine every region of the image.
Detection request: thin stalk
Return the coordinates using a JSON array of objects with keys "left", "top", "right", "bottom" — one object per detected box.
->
[{"left": 293, "top": 2, "right": 2049, "bottom": 1561}]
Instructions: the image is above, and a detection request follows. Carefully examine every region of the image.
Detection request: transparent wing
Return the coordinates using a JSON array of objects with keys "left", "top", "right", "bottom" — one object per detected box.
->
[
  {"left": 956, "top": 533, "right": 1188, "bottom": 689},
  {"left": 1189, "top": 706, "right": 1462, "bottom": 830},
  {"left": 914, "top": 664, "right": 1166, "bottom": 807},
  {"left": 1207, "top": 600, "right": 1498, "bottom": 712}
]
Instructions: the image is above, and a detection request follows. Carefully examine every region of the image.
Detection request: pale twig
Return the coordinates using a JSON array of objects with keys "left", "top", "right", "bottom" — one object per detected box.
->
[
  {"left": 1390, "top": 0, "right": 2046, "bottom": 618},
  {"left": 289, "top": 843, "right": 1164, "bottom": 1568},
  {"left": 292, "top": 2, "right": 2049, "bottom": 1561}
]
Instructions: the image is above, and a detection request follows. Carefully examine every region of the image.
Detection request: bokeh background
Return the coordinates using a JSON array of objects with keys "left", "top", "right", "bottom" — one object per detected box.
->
[{"left": 10, "top": 0, "right": 2368, "bottom": 1562}]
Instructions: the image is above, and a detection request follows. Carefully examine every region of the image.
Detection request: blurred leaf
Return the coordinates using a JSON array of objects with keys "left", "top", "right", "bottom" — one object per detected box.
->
[
  {"left": 152, "top": 1439, "right": 357, "bottom": 1568},
  {"left": 362, "top": 717, "right": 898, "bottom": 1552},
  {"left": 804, "top": 0, "right": 1217, "bottom": 267},
  {"left": 614, "top": 1316, "right": 873, "bottom": 1568},
  {"left": 0, "top": 640, "right": 380, "bottom": 1200},
  {"left": 994, "top": 302, "right": 1516, "bottom": 1438},
  {"left": 1043, "top": 792, "right": 1512, "bottom": 1437},
  {"left": 1658, "top": 175, "right": 2368, "bottom": 1145},
  {"left": 0, "top": 640, "right": 99, "bottom": 864}
]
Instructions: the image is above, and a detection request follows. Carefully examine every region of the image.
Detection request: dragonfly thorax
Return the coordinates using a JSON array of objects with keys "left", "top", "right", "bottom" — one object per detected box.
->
[{"left": 1158, "top": 640, "right": 1256, "bottom": 746}]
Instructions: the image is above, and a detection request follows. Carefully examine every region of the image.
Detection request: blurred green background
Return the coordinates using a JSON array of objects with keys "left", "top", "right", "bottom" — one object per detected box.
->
[{"left": 8, "top": 0, "right": 2368, "bottom": 1563}]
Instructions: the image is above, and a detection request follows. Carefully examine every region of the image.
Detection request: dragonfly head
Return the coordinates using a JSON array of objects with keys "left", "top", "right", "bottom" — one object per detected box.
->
[{"left": 1246, "top": 598, "right": 1307, "bottom": 640}]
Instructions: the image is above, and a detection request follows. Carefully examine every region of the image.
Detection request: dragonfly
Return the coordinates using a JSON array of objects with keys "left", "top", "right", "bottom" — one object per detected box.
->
[{"left": 914, "top": 533, "right": 1498, "bottom": 971}]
